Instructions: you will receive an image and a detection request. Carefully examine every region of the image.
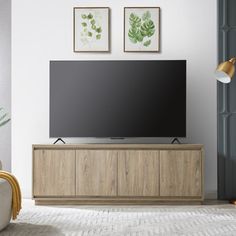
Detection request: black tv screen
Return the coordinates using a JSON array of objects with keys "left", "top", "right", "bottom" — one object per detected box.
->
[{"left": 50, "top": 60, "right": 186, "bottom": 138}]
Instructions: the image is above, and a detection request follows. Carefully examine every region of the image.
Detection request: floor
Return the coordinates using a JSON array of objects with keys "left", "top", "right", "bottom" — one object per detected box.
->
[{"left": 1, "top": 200, "right": 236, "bottom": 236}]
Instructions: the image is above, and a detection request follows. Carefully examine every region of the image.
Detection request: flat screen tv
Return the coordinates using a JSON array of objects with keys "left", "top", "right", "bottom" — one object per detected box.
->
[{"left": 50, "top": 60, "right": 186, "bottom": 138}]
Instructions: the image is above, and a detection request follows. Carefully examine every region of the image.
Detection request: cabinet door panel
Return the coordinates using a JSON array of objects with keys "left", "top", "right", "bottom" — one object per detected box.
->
[
  {"left": 160, "top": 150, "right": 202, "bottom": 197},
  {"left": 33, "top": 150, "right": 76, "bottom": 196},
  {"left": 76, "top": 150, "right": 117, "bottom": 196},
  {"left": 118, "top": 151, "right": 160, "bottom": 196}
]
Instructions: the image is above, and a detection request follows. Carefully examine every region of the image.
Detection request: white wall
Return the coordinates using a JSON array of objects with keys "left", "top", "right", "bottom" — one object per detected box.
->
[
  {"left": 12, "top": 0, "right": 217, "bottom": 198},
  {"left": 0, "top": 0, "right": 11, "bottom": 171}
]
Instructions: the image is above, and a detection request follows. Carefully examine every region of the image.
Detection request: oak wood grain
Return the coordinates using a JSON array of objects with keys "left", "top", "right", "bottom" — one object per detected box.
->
[
  {"left": 33, "top": 144, "right": 203, "bottom": 150},
  {"left": 76, "top": 150, "right": 117, "bottom": 196},
  {"left": 33, "top": 150, "right": 76, "bottom": 196},
  {"left": 160, "top": 150, "right": 202, "bottom": 197},
  {"left": 118, "top": 151, "right": 160, "bottom": 196},
  {"left": 35, "top": 199, "right": 203, "bottom": 205},
  {"left": 32, "top": 144, "right": 204, "bottom": 204}
]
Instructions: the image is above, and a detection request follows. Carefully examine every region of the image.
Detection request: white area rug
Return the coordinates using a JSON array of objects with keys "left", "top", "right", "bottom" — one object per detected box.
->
[{"left": 1, "top": 200, "right": 236, "bottom": 236}]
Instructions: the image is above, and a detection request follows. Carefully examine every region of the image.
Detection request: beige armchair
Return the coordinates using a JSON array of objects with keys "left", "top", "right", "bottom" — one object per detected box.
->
[{"left": 0, "top": 160, "right": 12, "bottom": 231}]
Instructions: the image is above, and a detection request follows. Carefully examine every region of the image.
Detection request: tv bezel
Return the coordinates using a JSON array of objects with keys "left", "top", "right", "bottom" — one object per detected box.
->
[{"left": 49, "top": 60, "right": 187, "bottom": 139}]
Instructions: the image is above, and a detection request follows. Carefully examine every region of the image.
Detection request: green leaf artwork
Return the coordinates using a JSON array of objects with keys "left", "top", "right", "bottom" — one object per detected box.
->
[
  {"left": 128, "top": 28, "right": 143, "bottom": 43},
  {"left": 140, "top": 20, "right": 155, "bottom": 37},
  {"left": 142, "top": 11, "right": 151, "bottom": 21},
  {"left": 90, "top": 19, "right": 95, "bottom": 25},
  {"left": 143, "top": 40, "right": 151, "bottom": 47},
  {"left": 129, "top": 13, "right": 142, "bottom": 28},
  {"left": 128, "top": 28, "right": 138, "bottom": 43},
  {"left": 87, "top": 13, "right": 93, "bottom": 19},
  {"left": 128, "top": 11, "right": 156, "bottom": 47},
  {"left": 96, "top": 27, "right": 102, "bottom": 33},
  {"left": 80, "top": 12, "right": 103, "bottom": 43}
]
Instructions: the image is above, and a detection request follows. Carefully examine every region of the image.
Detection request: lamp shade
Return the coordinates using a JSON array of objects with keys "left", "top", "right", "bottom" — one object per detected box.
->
[{"left": 215, "top": 58, "right": 236, "bottom": 83}]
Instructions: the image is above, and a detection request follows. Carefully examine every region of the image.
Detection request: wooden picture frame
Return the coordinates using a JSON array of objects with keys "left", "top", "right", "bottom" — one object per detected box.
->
[
  {"left": 73, "top": 7, "right": 110, "bottom": 52},
  {"left": 124, "top": 7, "right": 160, "bottom": 52}
]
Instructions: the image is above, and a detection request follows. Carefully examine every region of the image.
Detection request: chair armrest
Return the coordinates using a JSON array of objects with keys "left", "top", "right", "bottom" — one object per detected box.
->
[{"left": 0, "top": 179, "right": 12, "bottom": 231}]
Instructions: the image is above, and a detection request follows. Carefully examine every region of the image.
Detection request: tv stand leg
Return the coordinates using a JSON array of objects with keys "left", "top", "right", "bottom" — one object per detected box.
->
[
  {"left": 53, "top": 138, "right": 66, "bottom": 144},
  {"left": 171, "top": 138, "right": 181, "bottom": 144}
]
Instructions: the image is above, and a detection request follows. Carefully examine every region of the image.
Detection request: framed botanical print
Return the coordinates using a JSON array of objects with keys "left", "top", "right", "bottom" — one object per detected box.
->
[
  {"left": 73, "top": 7, "right": 110, "bottom": 52},
  {"left": 124, "top": 7, "right": 160, "bottom": 52}
]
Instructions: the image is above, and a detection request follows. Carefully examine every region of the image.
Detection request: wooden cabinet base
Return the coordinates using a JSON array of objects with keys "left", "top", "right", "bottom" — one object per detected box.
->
[
  {"left": 34, "top": 197, "right": 203, "bottom": 206},
  {"left": 33, "top": 144, "right": 204, "bottom": 205}
]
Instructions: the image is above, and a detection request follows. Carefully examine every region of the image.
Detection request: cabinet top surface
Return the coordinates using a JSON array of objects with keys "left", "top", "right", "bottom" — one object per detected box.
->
[{"left": 33, "top": 144, "right": 204, "bottom": 150}]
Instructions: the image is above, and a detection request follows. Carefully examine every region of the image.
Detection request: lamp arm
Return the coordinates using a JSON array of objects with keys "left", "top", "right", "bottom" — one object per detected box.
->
[{"left": 229, "top": 57, "right": 236, "bottom": 64}]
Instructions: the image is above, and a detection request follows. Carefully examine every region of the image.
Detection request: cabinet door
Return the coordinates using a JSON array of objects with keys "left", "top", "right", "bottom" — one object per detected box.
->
[
  {"left": 160, "top": 150, "right": 202, "bottom": 197},
  {"left": 76, "top": 150, "right": 117, "bottom": 196},
  {"left": 33, "top": 150, "right": 76, "bottom": 196},
  {"left": 118, "top": 151, "right": 160, "bottom": 196}
]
